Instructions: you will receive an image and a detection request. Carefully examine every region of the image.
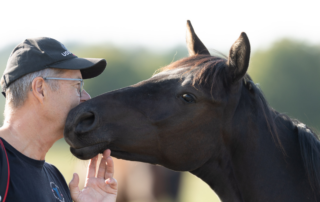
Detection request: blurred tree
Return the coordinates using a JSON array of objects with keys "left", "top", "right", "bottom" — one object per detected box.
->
[
  {"left": 1, "top": 39, "right": 320, "bottom": 202},
  {"left": 0, "top": 44, "right": 188, "bottom": 123},
  {"left": 68, "top": 44, "right": 188, "bottom": 97},
  {"left": 248, "top": 39, "right": 320, "bottom": 132},
  {"left": 0, "top": 44, "right": 15, "bottom": 123},
  {"left": 1, "top": 40, "right": 320, "bottom": 133}
]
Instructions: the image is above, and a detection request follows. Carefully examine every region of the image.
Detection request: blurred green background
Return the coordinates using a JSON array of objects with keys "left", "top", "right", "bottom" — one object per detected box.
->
[{"left": 1, "top": 38, "right": 320, "bottom": 202}]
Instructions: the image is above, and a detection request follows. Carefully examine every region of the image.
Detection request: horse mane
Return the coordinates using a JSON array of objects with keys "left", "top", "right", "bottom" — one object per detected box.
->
[
  {"left": 246, "top": 74, "right": 320, "bottom": 198},
  {"left": 296, "top": 122, "right": 320, "bottom": 196},
  {"left": 159, "top": 54, "right": 320, "bottom": 198}
]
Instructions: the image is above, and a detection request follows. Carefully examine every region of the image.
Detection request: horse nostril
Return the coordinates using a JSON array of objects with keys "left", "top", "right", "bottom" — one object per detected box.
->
[{"left": 75, "top": 111, "right": 98, "bottom": 134}]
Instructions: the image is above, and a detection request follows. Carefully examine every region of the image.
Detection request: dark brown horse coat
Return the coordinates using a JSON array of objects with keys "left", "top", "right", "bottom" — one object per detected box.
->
[{"left": 64, "top": 21, "right": 320, "bottom": 202}]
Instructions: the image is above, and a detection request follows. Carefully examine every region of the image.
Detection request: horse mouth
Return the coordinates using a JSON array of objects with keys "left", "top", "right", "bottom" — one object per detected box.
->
[
  {"left": 70, "top": 143, "right": 158, "bottom": 164},
  {"left": 69, "top": 142, "right": 132, "bottom": 160}
]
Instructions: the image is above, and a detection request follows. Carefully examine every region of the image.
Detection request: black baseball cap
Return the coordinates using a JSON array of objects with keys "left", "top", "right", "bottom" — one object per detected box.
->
[{"left": 1, "top": 37, "right": 107, "bottom": 97}]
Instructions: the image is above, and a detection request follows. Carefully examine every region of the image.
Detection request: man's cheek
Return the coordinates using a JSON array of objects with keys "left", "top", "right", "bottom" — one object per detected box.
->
[{"left": 71, "top": 99, "right": 81, "bottom": 110}]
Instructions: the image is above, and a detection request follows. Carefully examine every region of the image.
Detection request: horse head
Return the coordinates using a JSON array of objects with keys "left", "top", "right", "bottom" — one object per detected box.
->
[
  {"left": 64, "top": 20, "right": 251, "bottom": 172},
  {"left": 65, "top": 21, "right": 320, "bottom": 202}
]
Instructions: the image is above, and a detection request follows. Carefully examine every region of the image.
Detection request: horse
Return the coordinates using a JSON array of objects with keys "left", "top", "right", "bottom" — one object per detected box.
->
[{"left": 64, "top": 20, "right": 320, "bottom": 202}]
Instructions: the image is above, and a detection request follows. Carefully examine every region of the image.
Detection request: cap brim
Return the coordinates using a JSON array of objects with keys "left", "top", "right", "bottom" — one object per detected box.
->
[{"left": 49, "top": 57, "right": 106, "bottom": 79}]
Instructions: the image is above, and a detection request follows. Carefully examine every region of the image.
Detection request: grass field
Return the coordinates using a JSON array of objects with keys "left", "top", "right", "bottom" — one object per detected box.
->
[{"left": 46, "top": 139, "right": 220, "bottom": 202}]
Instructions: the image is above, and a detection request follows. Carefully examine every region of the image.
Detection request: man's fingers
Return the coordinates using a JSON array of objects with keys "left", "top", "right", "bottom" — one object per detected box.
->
[
  {"left": 69, "top": 173, "right": 79, "bottom": 189},
  {"left": 87, "top": 155, "right": 98, "bottom": 178},
  {"left": 97, "top": 155, "right": 107, "bottom": 179},
  {"left": 103, "top": 149, "right": 111, "bottom": 158},
  {"left": 104, "top": 150, "right": 114, "bottom": 180},
  {"left": 69, "top": 173, "right": 80, "bottom": 200},
  {"left": 106, "top": 177, "right": 118, "bottom": 191}
]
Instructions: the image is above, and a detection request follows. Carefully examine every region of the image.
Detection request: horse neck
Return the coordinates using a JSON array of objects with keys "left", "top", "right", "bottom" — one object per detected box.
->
[
  {"left": 190, "top": 154, "right": 245, "bottom": 202},
  {"left": 191, "top": 92, "right": 315, "bottom": 202}
]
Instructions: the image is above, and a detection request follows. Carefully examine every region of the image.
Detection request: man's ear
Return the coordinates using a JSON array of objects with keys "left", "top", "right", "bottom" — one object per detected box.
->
[
  {"left": 226, "top": 32, "right": 251, "bottom": 83},
  {"left": 186, "top": 20, "right": 210, "bottom": 56},
  {"left": 31, "top": 77, "right": 45, "bottom": 103}
]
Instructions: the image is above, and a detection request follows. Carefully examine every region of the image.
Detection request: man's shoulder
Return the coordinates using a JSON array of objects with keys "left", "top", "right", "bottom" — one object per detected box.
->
[
  {"left": 44, "top": 162, "right": 69, "bottom": 184},
  {"left": 44, "top": 161, "right": 63, "bottom": 175},
  {"left": 44, "top": 162, "right": 70, "bottom": 190},
  {"left": 0, "top": 138, "right": 10, "bottom": 200},
  {"left": 0, "top": 138, "right": 8, "bottom": 169}
]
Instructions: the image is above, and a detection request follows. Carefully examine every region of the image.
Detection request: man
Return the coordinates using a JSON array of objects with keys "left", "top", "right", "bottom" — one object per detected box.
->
[{"left": 0, "top": 37, "right": 118, "bottom": 202}]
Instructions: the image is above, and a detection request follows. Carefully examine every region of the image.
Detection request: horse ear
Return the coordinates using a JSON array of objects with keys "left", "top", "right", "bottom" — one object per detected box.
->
[
  {"left": 186, "top": 20, "right": 210, "bottom": 56},
  {"left": 226, "top": 32, "right": 251, "bottom": 82}
]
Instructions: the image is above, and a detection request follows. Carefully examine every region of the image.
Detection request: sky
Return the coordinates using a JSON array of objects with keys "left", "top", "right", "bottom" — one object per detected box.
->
[{"left": 1, "top": 0, "right": 320, "bottom": 53}]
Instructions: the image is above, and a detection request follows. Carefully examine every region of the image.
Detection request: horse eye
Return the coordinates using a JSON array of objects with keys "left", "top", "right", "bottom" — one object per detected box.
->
[{"left": 181, "top": 94, "right": 196, "bottom": 103}]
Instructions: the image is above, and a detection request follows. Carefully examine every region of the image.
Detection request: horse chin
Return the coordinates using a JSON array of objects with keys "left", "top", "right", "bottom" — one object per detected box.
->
[
  {"left": 69, "top": 142, "right": 158, "bottom": 164},
  {"left": 70, "top": 142, "right": 110, "bottom": 160}
]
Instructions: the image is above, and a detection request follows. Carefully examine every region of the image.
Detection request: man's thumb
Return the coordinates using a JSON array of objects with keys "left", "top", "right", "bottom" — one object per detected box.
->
[{"left": 69, "top": 173, "right": 80, "bottom": 200}]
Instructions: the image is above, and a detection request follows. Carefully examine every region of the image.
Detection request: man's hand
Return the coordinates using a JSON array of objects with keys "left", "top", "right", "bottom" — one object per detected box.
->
[{"left": 69, "top": 149, "right": 118, "bottom": 202}]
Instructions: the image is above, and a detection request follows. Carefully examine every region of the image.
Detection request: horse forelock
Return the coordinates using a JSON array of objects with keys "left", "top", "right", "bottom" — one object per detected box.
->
[{"left": 156, "top": 54, "right": 228, "bottom": 91}]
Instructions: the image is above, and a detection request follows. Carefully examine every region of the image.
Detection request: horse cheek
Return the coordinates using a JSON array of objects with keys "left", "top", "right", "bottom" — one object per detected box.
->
[{"left": 160, "top": 129, "right": 215, "bottom": 171}]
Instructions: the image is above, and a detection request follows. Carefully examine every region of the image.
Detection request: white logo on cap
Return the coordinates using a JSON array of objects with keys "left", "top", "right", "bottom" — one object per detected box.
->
[
  {"left": 61, "top": 51, "right": 72, "bottom": 57},
  {"left": 60, "top": 43, "right": 73, "bottom": 56}
]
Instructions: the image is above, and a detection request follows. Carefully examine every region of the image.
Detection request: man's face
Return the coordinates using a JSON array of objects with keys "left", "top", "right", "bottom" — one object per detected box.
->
[{"left": 44, "top": 69, "right": 91, "bottom": 136}]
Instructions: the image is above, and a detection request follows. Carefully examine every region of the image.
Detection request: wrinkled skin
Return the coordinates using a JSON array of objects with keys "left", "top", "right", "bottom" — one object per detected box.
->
[{"left": 65, "top": 21, "right": 317, "bottom": 202}]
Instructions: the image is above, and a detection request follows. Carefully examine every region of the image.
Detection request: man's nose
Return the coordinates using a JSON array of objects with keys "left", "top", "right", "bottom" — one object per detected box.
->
[{"left": 80, "top": 90, "right": 91, "bottom": 103}]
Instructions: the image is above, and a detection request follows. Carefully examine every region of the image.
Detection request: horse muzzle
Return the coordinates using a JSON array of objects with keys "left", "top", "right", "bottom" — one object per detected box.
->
[{"left": 64, "top": 103, "right": 100, "bottom": 149}]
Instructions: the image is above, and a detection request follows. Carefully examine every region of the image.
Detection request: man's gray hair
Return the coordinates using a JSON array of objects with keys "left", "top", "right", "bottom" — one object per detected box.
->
[{"left": 1, "top": 68, "right": 64, "bottom": 117}]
